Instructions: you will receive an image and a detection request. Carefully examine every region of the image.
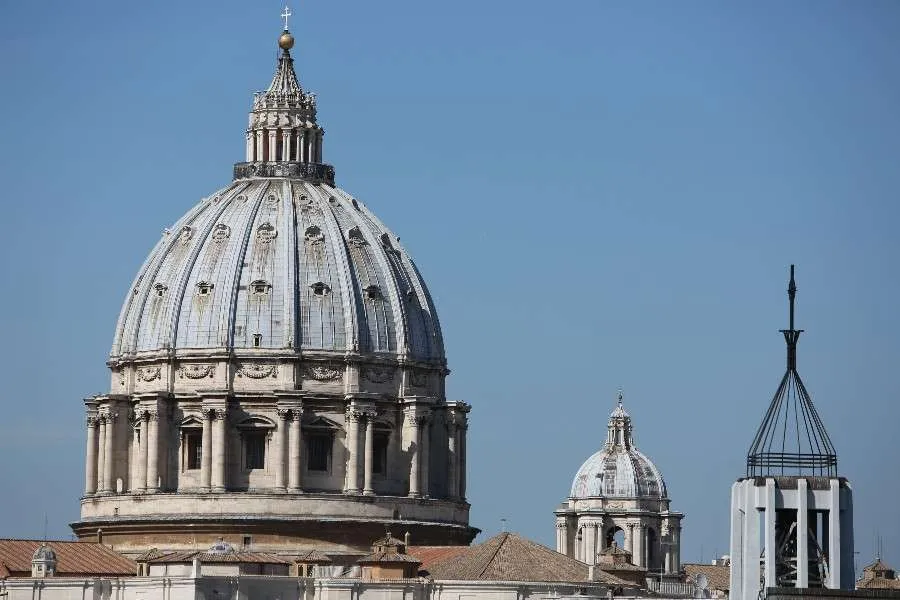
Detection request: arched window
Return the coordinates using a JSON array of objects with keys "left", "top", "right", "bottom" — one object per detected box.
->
[{"left": 180, "top": 416, "right": 204, "bottom": 471}]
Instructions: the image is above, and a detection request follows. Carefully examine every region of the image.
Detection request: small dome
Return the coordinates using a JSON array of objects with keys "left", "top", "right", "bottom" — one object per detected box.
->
[
  {"left": 32, "top": 544, "right": 56, "bottom": 562},
  {"left": 570, "top": 396, "right": 667, "bottom": 499}
]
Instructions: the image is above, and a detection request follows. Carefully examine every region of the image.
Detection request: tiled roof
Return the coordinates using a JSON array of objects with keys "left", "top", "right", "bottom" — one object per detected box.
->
[
  {"left": 358, "top": 551, "right": 422, "bottom": 565},
  {"left": 0, "top": 540, "right": 135, "bottom": 577},
  {"left": 407, "top": 546, "right": 470, "bottom": 570},
  {"left": 424, "top": 532, "right": 632, "bottom": 586},
  {"left": 148, "top": 551, "right": 291, "bottom": 564},
  {"left": 295, "top": 549, "right": 333, "bottom": 564},
  {"left": 683, "top": 563, "right": 730, "bottom": 591}
]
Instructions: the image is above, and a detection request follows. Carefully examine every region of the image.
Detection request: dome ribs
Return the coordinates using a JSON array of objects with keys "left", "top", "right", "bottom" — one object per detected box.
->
[{"left": 308, "top": 184, "right": 356, "bottom": 351}]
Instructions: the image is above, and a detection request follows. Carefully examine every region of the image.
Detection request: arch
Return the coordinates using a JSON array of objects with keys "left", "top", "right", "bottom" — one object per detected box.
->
[
  {"left": 235, "top": 415, "right": 276, "bottom": 429},
  {"left": 605, "top": 525, "right": 625, "bottom": 550}
]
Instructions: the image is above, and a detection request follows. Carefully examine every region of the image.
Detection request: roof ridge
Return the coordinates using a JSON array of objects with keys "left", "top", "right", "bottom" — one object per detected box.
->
[{"left": 477, "top": 532, "right": 510, "bottom": 579}]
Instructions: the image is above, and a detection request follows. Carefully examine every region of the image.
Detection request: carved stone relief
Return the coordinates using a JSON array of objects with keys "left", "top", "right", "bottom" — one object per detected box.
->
[
  {"left": 302, "top": 363, "right": 343, "bottom": 381},
  {"left": 179, "top": 364, "right": 215, "bottom": 379},
  {"left": 136, "top": 367, "right": 161, "bottom": 382},
  {"left": 236, "top": 363, "right": 278, "bottom": 379}
]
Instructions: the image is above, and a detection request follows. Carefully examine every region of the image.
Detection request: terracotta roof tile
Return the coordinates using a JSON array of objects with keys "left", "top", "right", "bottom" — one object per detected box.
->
[
  {"left": 148, "top": 551, "right": 291, "bottom": 564},
  {"left": 295, "top": 550, "right": 333, "bottom": 564},
  {"left": 683, "top": 563, "right": 730, "bottom": 591},
  {"left": 423, "top": 532, "right": 632, "bottom": 586},
  {"left": 0, "top": 540, "right": 135, "bottom": 577},
  {"left": 407, "top": 546, "right": 469, "bottom": 570}
]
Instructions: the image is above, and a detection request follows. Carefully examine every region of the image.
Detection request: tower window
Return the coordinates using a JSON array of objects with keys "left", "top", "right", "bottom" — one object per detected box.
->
[
  {"left": 244, "top": 432, "right": 266, "bottom": 470},
  {"left": 306, "top": 432, "right": 332, "bottom": 472},
  {"left": 373, "top": 432, "right": 389, "bottom": 475},
  {"left": 252, "top": 334, "right": 262, "bottom": 347},
  {"left": 185, "top": 432, "right": 202, "bottom": 470}
]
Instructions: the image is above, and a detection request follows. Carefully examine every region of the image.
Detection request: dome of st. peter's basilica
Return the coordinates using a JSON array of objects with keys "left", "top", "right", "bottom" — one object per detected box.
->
[{"left": 72, "top": 27, "right": 475, "bottom": 559}]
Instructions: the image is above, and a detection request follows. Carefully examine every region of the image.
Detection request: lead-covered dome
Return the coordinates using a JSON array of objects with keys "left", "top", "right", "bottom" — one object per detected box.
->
[
  {"left": 110, "top": 38, "right": 442, "bottom": 363},
  {"left": 111, "top": 180, "right": 443, "bottom": 360},
  {"left": 570, "top": 395, "right": 667, "bottom": 499}
]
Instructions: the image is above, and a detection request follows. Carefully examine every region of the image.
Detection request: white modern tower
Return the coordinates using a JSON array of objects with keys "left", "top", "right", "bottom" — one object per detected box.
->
[{"left": 729, "top": 266, "right": 854, "bottom": 600}]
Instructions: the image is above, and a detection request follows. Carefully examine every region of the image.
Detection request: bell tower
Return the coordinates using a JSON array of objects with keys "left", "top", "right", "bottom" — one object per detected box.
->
[{"left": 729, "top": 266, "right": 854, "bottom": 600}]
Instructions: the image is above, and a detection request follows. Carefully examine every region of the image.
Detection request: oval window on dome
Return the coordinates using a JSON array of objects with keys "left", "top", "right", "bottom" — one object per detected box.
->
[
  {"left": 310, "top": 282, "right": 330, "bottom": 296},
  {"left": 347, "top": 226, "right": 366, "bottom": 246},
  {"left": 364, "top": 285, "right": 381, "bottom": 300},
  {"left": 257, "top": 223, "right": 277, "bottom": 244},
  {"left": 304, "top": 225, "right": 324, "bottom": 244}
]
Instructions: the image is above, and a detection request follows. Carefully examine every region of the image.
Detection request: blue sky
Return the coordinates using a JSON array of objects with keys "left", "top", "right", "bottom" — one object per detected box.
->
[{"left": 1, "top": 0, "right": 898, "bottom": 569}]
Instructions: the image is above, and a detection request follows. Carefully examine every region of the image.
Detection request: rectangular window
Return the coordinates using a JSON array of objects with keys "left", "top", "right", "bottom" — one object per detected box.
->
[
  {"left": 307, "top": 432, "right": 332, "bottom": 472},
  {"left": 186, "top": 432, "right": 202, "bottom": 470},
  {"left": 373, "top": 433, "right": 389, "bottom": 475},
  {"left": 245, "top": 432, "right": 266, "bottom": 470}
]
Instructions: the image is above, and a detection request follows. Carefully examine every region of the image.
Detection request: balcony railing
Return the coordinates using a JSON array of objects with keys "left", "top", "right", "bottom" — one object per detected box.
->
[{"left": 233, "top": 161, "right": 335, "bottom": 185}]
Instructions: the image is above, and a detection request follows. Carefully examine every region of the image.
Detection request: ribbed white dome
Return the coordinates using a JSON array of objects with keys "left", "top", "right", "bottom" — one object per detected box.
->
[
  {"left": 570, "top": 398, "right": 667, "bottom": 499},
  {"left": 111, "top": 180, "right": 444, "bottom": 361}
]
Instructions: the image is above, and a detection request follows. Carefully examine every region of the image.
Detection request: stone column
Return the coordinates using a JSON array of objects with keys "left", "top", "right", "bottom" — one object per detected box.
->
[
  {"left": 137, "top": 413, "right": 148, "bottom": 491},
  {"left": 625, "top": 522, "right": 634, "bottom": 557},
  {"left": 446, "top": 421, "right": 458, "bottom": 500},
  {"left": 556, "top": 520, "right": 567, "bottom": 555},
  {"left": 246, "top": 132, "right": 253, "bottom": 161},
  {"left": 275, "top": 409, "right": 290, "bottom": 491},
  {"left": 344, "top": 408, "right": 361, "bottom": 494},
  {"left": 633, "top": 524, "right": 644, "bottom": 568},
  {"left": 102, "top": 411, "right": 116, "bottom": 493},
  {"left": 255, "top": 131, "right": 264, "bottom": 161},
  {"left": 146, "top": 410, "right": 160, "bottom": 492},
  {"left": 211, "top": 409, "right": 227, "bottom": 492},
  {"left": 282, "top": 131, "right": 291, "bottom": 163},
  {"left": 363, "top": 415, "right": 375, "bottom": 495},
  {"left": 97, "top": 417, "right": 107, "bottom": 492},
  {"left": 298, "top": 130, "right": 306, "bottom": 162},
  {"left": 307, "top": 130, "right": 315, "bottom": 163},
  {"left": 420, "top": 417, "right": 430, "bottom": 498},
  {"left": 288, "top": 408, "right": 303, "bottom": 492},
  {"left": 459, "top": 424, "right": 468, "bottom": 499},
  {"left": 201, "top": 409, "right": 213, "bottom": 489},
  {"left": 84, "top": 416, "right": 99, "bottom": 495},
  {"left": 407, "top": 413, "right": 421, "bottom": 497},
  {"left": 268, "top": 131, "right": 277, "bottom": 163},
  {"left": 316, "top": 131, "right": 324, "bottom": 162}
]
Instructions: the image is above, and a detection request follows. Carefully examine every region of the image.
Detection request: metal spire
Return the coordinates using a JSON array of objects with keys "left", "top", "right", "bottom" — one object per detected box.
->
[{"left": 746, "top": 265, "right": 837, "bottom": 477}]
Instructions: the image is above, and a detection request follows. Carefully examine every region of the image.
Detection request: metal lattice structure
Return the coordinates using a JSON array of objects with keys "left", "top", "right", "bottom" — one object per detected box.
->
[{"left": 746, "top": 265, "right": 837, "bottom": 477}]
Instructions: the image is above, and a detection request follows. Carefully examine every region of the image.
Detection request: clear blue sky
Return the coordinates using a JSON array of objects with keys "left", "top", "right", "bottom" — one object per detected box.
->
[{"left": 1, "top": 0, "right": 898, "bottom": 569}]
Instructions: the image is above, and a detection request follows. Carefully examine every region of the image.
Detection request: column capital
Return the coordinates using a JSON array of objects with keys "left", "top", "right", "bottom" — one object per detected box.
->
[{"left": 86, "top": 415, "right": 99, "bottom": 427}]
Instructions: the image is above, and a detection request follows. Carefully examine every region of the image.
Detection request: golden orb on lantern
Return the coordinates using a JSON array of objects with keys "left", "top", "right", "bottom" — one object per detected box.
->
[{"left": 279, "top": 30, "right": 295, "bottom": 50}]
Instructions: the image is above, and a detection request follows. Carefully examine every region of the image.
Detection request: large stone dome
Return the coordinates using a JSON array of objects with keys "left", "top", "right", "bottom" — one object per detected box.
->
[
  {"left": 570, "top": 400, "right": 667, "bottom": 499},
  {"left": 73, "top": 26, "right": 474, "bottom": 559},
  {"left": 111, "top": 181, "right": 443, "bottom": 361}
]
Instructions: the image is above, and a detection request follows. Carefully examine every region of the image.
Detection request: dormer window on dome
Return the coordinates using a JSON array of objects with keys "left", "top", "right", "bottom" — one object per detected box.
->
[
  {"left": 196, "top": 281, "right": 214, "bottom": 296},
  {"left": 250, "top": 280, "right": 271, "bottom": 295},
  {"left": 310, "top": 282, "right": 330, "bottom": 296}
]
